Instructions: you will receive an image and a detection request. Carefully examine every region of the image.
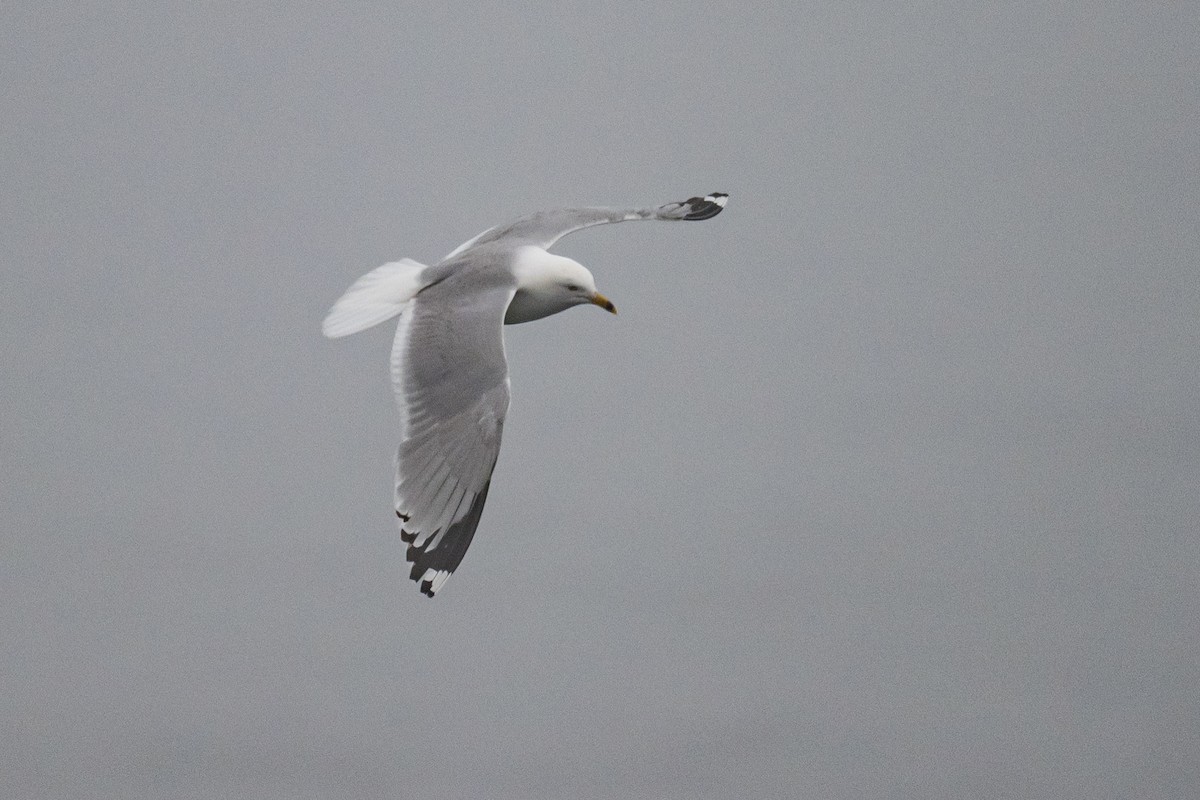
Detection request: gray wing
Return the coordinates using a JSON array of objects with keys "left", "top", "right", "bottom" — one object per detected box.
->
[
  {"left": 389, "top": 273, "right": 514, "bottom": 597},
  {"left": 445, "top": 192, "right": 728, "bottom": 256}
]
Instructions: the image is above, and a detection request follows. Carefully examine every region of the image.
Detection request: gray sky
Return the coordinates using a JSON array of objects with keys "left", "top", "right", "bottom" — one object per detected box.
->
[{"left": 4, "top": 2, "right": 1198, "bottom": 798}]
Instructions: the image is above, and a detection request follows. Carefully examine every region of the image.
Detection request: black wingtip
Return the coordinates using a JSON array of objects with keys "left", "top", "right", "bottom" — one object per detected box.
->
[{"left": 681, "top": 192, "right": 729, "bottom": 221}]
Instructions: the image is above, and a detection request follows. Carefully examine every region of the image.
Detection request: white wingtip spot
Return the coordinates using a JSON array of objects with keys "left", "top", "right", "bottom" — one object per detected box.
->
[
  {"left": 431, "top": 570, "right": 452, "bottom": 594},
  {"left": 706, "top": 194, "right": 728, "bottom": 207},
  {"left": 419, "top": 568, "right": 453, "bottom": 597}
]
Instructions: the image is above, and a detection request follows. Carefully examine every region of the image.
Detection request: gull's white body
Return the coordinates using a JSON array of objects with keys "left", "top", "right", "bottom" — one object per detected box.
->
[{"left": 323, "top": 193, "right": 728, "bottom": 597}]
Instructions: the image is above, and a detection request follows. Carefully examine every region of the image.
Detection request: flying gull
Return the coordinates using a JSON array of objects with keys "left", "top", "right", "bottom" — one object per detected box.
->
[{"left": 323, "top": 192, "right": 728, "bottom": 597}]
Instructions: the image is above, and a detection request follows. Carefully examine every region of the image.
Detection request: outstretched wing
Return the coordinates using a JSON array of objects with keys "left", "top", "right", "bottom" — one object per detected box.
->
[
  {"left": 446, "top": 192, "right": 729, "bottom": 256},
  {"left": 389, "top": 274, "right": 514, "bottom": 597}
]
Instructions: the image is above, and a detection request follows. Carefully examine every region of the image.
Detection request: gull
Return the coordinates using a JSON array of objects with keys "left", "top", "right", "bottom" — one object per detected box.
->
[{"left": 323, "top": 192, "right": 728, "bottom": 597}]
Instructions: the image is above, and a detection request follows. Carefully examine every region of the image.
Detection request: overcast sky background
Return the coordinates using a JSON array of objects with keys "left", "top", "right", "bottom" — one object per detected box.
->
[{"left": 3, "top": 2, "right": 1199, "bottom": 798}]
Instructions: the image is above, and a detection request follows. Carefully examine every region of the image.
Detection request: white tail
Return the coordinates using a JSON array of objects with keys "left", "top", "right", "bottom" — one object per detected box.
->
[{"left": 322, "top": 258, "right": 428, "bottom": 338}]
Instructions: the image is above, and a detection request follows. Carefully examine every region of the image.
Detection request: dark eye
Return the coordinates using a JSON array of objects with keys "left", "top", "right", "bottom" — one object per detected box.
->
[{"left": 566, "top": 284, "right": 580, "bottom": 292}]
